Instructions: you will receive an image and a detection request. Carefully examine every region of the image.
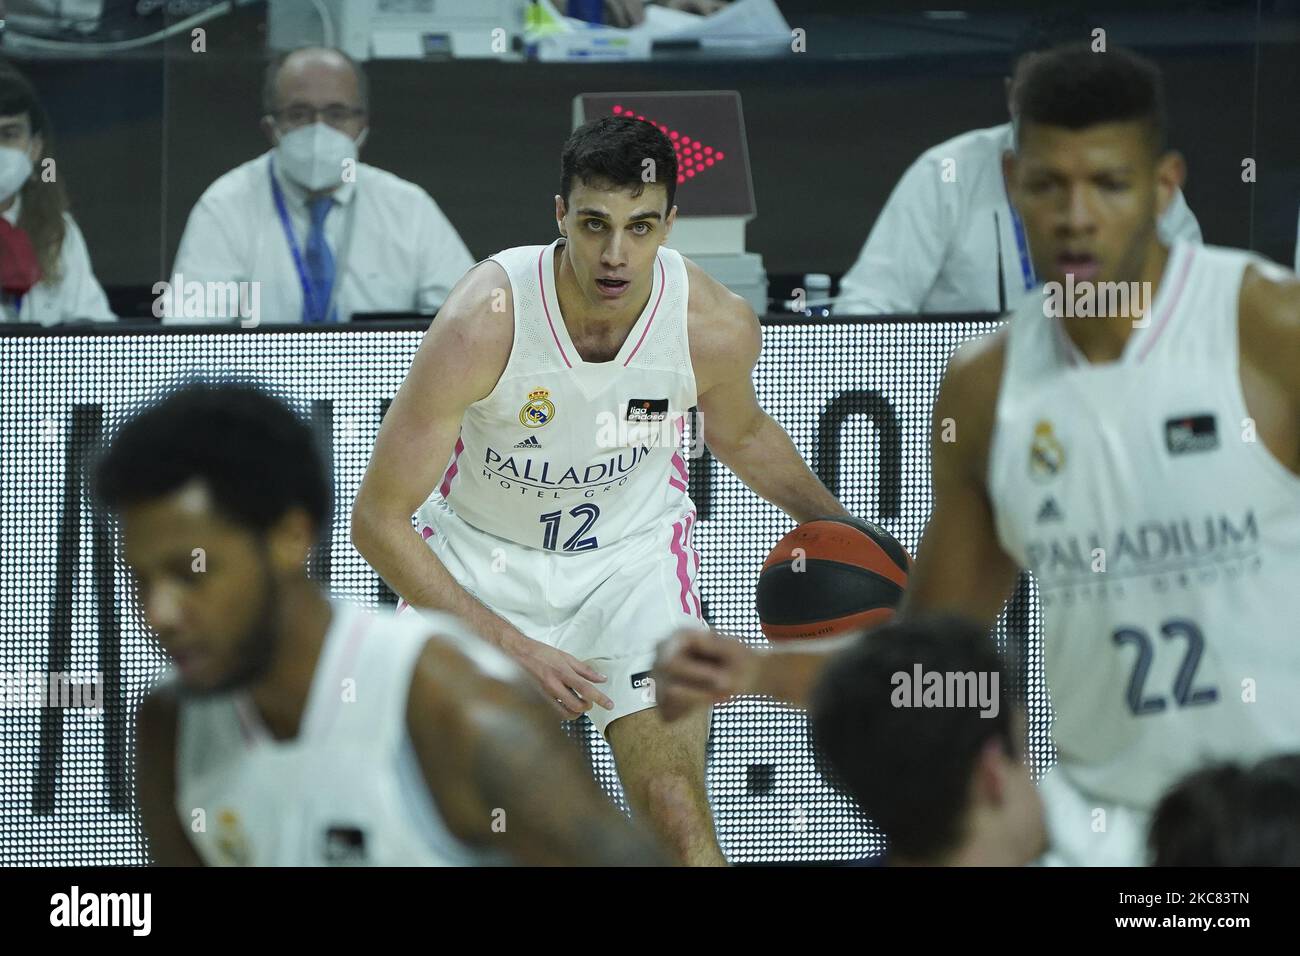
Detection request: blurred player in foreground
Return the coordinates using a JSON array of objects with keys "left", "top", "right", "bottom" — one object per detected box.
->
[
  {"left": 97, "top": 382, "right": 667, "bottom": 866},
  {"left": 809, "top": 616, "right": 1046, "bottom": 866},
  {"left": 1149, "top": 754, "right": 1300, "bottom": 866},
  {"left": 656, "top": 44, "right": 1300, "bottom": 866}
]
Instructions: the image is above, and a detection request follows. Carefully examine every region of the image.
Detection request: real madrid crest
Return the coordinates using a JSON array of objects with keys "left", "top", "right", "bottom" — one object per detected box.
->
[
  {"left": 215, "top": 808, "right": 252, "bottom": 866},
  {"left": 520, "top": 387, "right": 555, "bottom": 429},
  {"left": 1029, "top": 420, "right": 1065, "bottom": 482}
]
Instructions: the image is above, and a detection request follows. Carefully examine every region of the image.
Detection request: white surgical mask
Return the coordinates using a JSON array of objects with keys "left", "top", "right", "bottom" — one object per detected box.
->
[
  {"left": 273, "top": 122, "right": 366, "bottom": 193},
  {"left": 0, "top": 146, "right": 34, "bottom": 203}
]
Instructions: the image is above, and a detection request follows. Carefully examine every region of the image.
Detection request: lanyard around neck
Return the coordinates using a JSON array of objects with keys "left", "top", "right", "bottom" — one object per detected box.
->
[
  {"left": 1000, "top": 175, "right": 1037, "bottom": 293},
  {"left": 269, "top": 158, "right": 340, "bottom": 322}
]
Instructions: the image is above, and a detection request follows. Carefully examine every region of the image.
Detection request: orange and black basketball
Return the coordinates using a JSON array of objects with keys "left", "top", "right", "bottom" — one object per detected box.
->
[{"left": 757, "top": 516, "right": 911, "bottom": 642}]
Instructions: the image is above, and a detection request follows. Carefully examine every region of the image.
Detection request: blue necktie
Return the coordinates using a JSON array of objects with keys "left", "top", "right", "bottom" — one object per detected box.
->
[{"left": 303, "top": 196, "right": 336, "bottom": 323}]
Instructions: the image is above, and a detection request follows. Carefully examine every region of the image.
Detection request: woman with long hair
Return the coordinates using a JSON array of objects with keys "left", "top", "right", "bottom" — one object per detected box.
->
[{"left": 0, "top": 65, "right": 113, "bottom": 324}]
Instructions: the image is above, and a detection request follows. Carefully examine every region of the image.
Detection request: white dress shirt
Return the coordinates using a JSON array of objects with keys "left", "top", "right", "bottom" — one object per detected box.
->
[
  {"left": 0, "top": 195, "right": 115, "bottom": 324},
  {"left": 835, "top": 123, "right": 1203, "bottom": 315},
  {"left": 166, "top": 151, "right": 475, "bottom": 324}
]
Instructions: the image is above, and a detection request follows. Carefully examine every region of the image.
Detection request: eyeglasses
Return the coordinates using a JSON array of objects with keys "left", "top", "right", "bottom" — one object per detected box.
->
[{"left": 269, "top": 105, "right": 366, "bottom": 130}]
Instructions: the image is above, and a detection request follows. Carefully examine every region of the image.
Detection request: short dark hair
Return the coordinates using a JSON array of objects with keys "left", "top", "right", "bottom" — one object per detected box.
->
[
  {"left": 94, "top": 382, "right": 331, "bottom": 540},
  {"left": 1013, "top": 43, "right": 1167, "bottom": 155},
  {"left": 560, "top": 115, "right": 677, "bottom": 212},
  {"left": 808, "top": 616, "right": 1019, "bottom": 861},
  {"left": 1150, "top": 754, "right": 1300, "bottom": 866},
  {"left": 262, "top": 46, "right": 369, "bottom": 115}
]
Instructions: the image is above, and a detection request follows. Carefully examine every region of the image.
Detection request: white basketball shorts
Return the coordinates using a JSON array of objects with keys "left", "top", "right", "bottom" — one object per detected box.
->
[{"left": 401, "top": 495, "right": 709, "bottom": 737}]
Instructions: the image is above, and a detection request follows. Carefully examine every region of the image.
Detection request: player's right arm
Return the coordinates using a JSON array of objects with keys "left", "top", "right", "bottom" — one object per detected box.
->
[
  {"left": 351, "top": 262, "right": 614, "bottom": 719},
  {"left": 895, "top": 328, "right": 1021, "bottom": 624},
  {"left": 408, "top": 637, "right": 671, "bottom": 866},
  {"left": 655, "top": 331, "right": 1021, "bottom": 715},
  {"left": 134, "top": 685, "right": 204, "bottom": 866},
  {"left": 351, "top": 261, "right": 510, "bottom": 624}
]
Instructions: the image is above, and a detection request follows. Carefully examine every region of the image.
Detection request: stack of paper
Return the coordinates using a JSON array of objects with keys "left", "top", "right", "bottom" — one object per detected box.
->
[{"left": 529, "top": 0, "right": 792, "bottom": 62}]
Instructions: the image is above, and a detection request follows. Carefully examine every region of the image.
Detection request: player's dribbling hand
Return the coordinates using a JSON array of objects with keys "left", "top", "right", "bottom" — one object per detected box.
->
[
  {"left": 510, "top": 638, "right": 615, "bottom": 720},
  {"left": 652, "top": 628, "right": 760, "bottom": 722}
]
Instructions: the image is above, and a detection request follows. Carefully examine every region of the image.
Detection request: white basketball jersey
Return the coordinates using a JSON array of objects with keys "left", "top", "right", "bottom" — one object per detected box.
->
[
  {"left": 174, "top": 600, "right": 511, "bottom": 866},
  {"left": 989, "top": 239, "right": 1300, "bottom": 810},
  {"left": 436, "top": 239, "right": 697, "bottom": 551}
]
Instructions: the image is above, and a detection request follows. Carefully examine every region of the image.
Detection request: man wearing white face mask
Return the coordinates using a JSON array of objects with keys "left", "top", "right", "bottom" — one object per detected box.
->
[
  {"left": 834, "top": 17, "right": 1202, "bottom": 316},
  {"left": 167, "top": 46, "right": 473, "bottom": 325},
  {"left": 0, "top": 66, "right": 114, "bottom": 325}
]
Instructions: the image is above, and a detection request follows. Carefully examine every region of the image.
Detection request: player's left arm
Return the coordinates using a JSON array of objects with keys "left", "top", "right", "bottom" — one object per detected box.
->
[
  {"left": 690, "top": 265, "right": 850, "bottom": 524},
  {"left": 406, "top": 637, "right": 671, "bottom": 866}
]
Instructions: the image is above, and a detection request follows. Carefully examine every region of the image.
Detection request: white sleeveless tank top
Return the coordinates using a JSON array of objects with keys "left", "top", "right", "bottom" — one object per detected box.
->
[
  {"left": 434, "top": 239, "right": 698, "bottom": 551},
  {"left": 988, "top": 240, "right": 1300, "bottom": 809},
  {"left": 175, "top": 600, "right": 512, "bottom": 865}
]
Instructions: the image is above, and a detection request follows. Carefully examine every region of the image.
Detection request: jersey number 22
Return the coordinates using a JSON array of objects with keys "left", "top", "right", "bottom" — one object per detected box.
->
[{"left": 1112, "top": 618, "right": 1219, "bottom": 716}]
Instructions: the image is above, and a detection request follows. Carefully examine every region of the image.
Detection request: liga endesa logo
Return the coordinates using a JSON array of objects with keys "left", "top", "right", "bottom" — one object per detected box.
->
[
  {"left": 594, "top": 406, "right": 705, "bottom": 458},
  {"left": 1040, "top": 277, "right": 1151, "bottom": 320}
]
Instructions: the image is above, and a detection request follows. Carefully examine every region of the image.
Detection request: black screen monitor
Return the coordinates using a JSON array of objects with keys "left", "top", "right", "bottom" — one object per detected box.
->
[{"left": 573, "top": 91, "right": 756, "bottom": 219}]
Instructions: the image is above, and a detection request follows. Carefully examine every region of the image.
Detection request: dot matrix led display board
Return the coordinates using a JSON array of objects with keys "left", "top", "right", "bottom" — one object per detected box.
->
[{"left": 0, "top": 318, "right": 1049, "bottom": 865}]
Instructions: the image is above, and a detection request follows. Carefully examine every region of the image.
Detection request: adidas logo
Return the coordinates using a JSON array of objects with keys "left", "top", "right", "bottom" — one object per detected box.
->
[
  {"left": 1036, "top": 497, "right": 1063, "bottom": 523},
  {"left": 513, "top": 436, "right": 541, "bottom": 449}
]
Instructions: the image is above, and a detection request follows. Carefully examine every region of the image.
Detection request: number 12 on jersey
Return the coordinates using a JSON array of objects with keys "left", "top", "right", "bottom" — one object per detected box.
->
[{"left": 539, "top": 504, "right": 600, "bottom": 552}]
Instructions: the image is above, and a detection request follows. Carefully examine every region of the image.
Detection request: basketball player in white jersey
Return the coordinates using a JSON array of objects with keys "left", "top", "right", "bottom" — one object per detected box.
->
[
  {"left": 96, "top": 382, "right": 669, "bottom": 866},
  {"left": 352, "top": 115, "right": 851, "bottom": 865},
  {"left": 653, "top": 45, "right": 1300, "bottom": 866}
]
